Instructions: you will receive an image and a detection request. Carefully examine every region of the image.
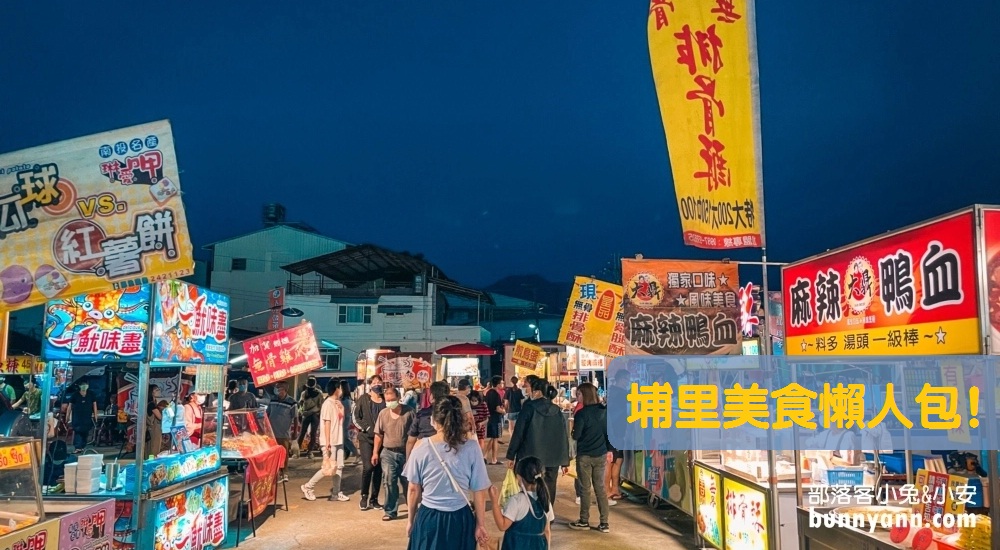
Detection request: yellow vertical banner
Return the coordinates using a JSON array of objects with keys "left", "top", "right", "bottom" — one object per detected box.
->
[
  {"left": 557, "top": 277, "right": 627, "bottom": 357},
  {"left": 647, "top": 0, "right": 763, "bottom": 249}
]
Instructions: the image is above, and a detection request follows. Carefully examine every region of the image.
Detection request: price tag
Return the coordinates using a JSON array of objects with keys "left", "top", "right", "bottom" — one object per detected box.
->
[{"left": 0, "top": 443, "right": 31, "bottom": 470}]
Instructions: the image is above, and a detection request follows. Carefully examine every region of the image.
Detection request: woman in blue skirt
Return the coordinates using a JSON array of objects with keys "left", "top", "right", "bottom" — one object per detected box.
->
[{"left": 404, "top": 395, "right": 492, "bottom": 550}]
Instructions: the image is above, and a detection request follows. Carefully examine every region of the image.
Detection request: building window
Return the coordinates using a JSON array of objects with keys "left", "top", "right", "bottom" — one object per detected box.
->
[
  {"left": 338, "top": 305, "right": 372, "bottom": 324},
  {"left": 231, "top": 258, "right": 247, "bottom": 271},
  {"left": 320, "top": 351, "right": 341, "bottom": 370}
]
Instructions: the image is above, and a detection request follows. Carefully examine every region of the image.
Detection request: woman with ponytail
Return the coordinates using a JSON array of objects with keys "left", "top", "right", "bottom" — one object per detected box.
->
[
  {"left": 488, "top": 456, "right": 553, "bottom": 549},
  {"left": 404, "top": 395, "right": 492, "bottom": 550}
]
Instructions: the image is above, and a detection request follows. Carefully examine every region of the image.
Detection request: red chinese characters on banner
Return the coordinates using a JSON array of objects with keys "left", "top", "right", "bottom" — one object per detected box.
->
[
  {"left": 244, "top": 322, "right": 323, "bottom": 387},
  {"left": 511, "top": 341, "right": 544, "bottom": 369},
  {"left": 185, "top": 294, "right": 228, "bottom": 342},
  {"left": 782, "top": 211, "right": 979, "bottom": 355},
  {"left": 10, "top": 531, "right": 47, "bottom": 550},
  {"left": 649, "top": 0, "right": 675, "bottom": 29},
  {"left": 70, "top": 326, "right": 145, "bottom": 357}
]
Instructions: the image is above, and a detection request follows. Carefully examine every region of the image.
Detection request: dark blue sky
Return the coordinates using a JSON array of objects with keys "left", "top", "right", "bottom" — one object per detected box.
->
[{"left": 1, "top": 2, "right": 997, "bottom": 288}]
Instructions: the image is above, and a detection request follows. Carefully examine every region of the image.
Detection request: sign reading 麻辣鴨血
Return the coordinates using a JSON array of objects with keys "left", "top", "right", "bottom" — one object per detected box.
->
[
  {"left": 647, "top": 0, "right": 764, "bottom": 250},
  {"left": 621, "top": 259, "right": 742, "bottom": 355},
  {"left": 0, "top": 120, "right": 194, "bottom": 312},
  {"left": 783, "top": 211, "right": 979, "bottom": 355}
]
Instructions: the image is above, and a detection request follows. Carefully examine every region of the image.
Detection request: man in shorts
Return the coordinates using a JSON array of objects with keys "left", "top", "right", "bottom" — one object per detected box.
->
[
  {"left": 504, "top": 376, "right": 525, "bottom": 436},
  {"left": 483, "top": 376, "right": 505, "bottom": 464}
]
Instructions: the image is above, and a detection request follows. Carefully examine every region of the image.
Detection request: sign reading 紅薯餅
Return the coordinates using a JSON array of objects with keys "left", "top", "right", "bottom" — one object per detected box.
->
[
  {"left": 42, "top": 285, "right": 151, "bottom": 362},
  {"left": 557, "top": 277, "right": 627, "bottom": 357},
  {"left": 621, "top": 259, "right": 742, "bottom": 355},
  {"left": 0, "top": 120, "right": 194, "bottom": 313},
  {"left": 782, "top": 211, "right": 979, "bottom": 355},
  {"left": 647, "top": 0, "right": 763, "bottom": 250},
  {"left": 511, "top": 340, "right": 545, "bottom": 373},
  {"left": 151, "top": 281, "right": 230, "bottom": 364},
  {"left": 243, "top": 322, "right": 323, "bottom": 387}
]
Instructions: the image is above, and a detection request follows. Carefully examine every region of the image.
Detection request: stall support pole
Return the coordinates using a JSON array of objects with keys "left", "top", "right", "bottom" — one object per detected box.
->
[{"left": 133, "top": 361, "right": 150, "bottom": 534}]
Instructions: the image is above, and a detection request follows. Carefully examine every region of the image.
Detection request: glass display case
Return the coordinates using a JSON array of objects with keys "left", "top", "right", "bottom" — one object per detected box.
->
[
  {"left": 218, "top": 409, "right": 278, "bottom": 460},
  {"left": 0, "top": 438, "right": 45, "bottom": 537},
  {"left": 720, "top": 449, "right": 798, "bottom": 483}
]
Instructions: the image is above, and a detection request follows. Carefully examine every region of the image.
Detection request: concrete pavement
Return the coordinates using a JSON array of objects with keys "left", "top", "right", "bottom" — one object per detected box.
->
[{"left": 226, "top": 445, "right": 697, "bottom": 550}]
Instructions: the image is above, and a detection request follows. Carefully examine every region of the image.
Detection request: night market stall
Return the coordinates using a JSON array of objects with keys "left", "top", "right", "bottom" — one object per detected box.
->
[
  {"left": 223, "top": 321, "right": 327, "bottom": 545},
  {"left": 37, "top": 280, "right": 232, "bottom": 550},
  {"left": 781, "top": 205, "right": 1000, "bottom": 550}
]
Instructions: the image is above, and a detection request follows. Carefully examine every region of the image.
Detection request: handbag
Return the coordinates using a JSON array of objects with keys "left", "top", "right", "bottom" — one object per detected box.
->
[{"left": 427, "top": 441, "right": 493, "bottom": 550}]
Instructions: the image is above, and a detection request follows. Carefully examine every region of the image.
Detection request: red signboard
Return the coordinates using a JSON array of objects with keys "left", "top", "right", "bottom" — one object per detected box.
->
[
  {"left": 244, "top": 322, "right": 323, "bottom": 387},
  {"left": 782, "top": 211, "right": 979, "bottom": 355},
  {"left": 266, "top": 287, "right": 285, "bottom": 331}
]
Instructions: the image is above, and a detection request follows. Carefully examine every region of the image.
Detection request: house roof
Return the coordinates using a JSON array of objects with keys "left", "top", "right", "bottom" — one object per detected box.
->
[
  {"left": 282, "top": 244, "right": 493, "bottom": 303},
  {"left": 201, "top": 224, "right": 349, "bottom": 250}
]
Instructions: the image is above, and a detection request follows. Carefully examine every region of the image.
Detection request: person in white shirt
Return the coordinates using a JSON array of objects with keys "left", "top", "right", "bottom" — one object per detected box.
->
[{"left": 301, "top": 380, "right": 350, "bottom": 502}]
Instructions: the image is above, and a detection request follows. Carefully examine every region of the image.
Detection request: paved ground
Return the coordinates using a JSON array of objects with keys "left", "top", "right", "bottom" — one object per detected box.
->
[{"left": 225, "top": 443, "right": 698, "bottom": 550}]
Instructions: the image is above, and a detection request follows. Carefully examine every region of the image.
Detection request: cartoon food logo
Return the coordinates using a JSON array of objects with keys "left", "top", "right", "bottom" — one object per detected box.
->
[
  {"left": 845, "top": 256, "right": 875, "bottom": 315},
  {"left": 594, "top": 289, "right": 617, "bottom": 321},
  {"left": 626, "top": 273, "right": 663, "bottom": 308}
]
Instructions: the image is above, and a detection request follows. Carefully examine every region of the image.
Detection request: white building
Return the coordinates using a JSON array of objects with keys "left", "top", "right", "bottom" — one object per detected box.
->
[
  {"left": 281, "top": 244, "right": 491, "bottom": 376},
  {"left": 204, "top": 223, "right": 349, "bottom": 333}
]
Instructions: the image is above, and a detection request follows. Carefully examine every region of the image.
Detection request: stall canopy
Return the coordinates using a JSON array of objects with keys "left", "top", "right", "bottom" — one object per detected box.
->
[{"left": 436, "top": 343, "right": 496, "bottom": 356}]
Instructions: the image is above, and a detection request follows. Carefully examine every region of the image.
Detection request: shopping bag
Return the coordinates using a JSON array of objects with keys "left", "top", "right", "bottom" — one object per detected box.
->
[
  {"left": 499, "top": 469, "right": 520, "bottom": 510},
  {"left": 321, "top": 454, "right": 334, "bottom": 476},
  {"left": 566, "top": 458, "right": 577, "bottom": 478}
]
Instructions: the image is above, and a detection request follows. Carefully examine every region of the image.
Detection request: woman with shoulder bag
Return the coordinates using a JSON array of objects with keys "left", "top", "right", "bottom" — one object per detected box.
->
[{"left": 403, "top": 396, "right": 492, "bottom": 550}]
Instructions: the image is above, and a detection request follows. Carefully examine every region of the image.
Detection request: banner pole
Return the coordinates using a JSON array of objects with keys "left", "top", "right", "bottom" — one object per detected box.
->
[{"left": 0, "top": 311, "right": 8, "bottom": 363}]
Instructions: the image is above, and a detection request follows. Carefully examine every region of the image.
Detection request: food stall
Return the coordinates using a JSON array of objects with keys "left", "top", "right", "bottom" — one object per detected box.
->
[
  {"left": 0, "top": 437, "right": 118, "bottom": 550},
  {"left": 781, "top": 206, "right": 1000, "bottom": 549},
  {"left": 37, "top": 280, "right": 232, "bottom": 550}
]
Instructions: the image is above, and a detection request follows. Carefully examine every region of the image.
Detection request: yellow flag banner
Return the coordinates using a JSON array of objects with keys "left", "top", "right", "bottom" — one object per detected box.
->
[
  {"left": 0, "top": 120, "right": 194, "bottom": 312},
  {"left": 557, "top": 277, "right": 627, "bottom": 357},
  {"left": 647, "top": 0, "right": 763, "bottom": 249},
  {"left": 511, "top": 340, "right": 545, "bottom": 371}
]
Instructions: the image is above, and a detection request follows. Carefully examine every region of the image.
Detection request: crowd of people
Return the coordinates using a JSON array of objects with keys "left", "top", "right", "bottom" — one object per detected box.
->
[{"left": 240, "top": 372, "right": 626, "bottom": 550}]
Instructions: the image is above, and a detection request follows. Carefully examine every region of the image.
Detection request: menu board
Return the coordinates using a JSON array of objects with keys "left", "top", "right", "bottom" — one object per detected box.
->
[
  {"left": 695, "top": 465, "right": 724, "bottom": 549},
  {"left": 152, "top": 477, "right": 228, "bottom": 550},
  {"left": 723, "top": 476, "right": 768, "bottom": 550},
  {"left": 58, "top": 499, "right": 114, "bottom": 550}
]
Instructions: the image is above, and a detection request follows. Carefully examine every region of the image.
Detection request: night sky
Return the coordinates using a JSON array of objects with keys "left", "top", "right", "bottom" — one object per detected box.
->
[{"left": 1, "top": 1, "right": 997, "bottom": 288}]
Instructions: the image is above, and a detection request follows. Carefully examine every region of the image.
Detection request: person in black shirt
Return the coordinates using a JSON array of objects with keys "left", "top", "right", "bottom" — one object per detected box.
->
[
  {"left": 353, "top": 375, "right": 386, "bottom": 511},
  {"left": 483, "top": 376, "right": 505, "bottom": 464},
  {"left": 68, "top": 382, "right": 99, "bottom": 453},
  {"left": 504, "top": 376, "right": 525, "bottom": 436},
  {"left": 405, "top": 381, "right": 449, "bottom": 456}
]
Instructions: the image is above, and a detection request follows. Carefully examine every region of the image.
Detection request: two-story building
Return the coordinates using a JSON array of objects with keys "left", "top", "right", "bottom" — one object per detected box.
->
[{"left": 280, "top": 244, "right": 492, "bottom": 378}]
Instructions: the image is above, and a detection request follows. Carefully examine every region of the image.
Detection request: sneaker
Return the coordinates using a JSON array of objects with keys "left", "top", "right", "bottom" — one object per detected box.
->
[
  {"left": 568, "top": 521, "right": 590, "bottom": 531},
  {"left": 279, "top": 475, "right": 289, "bottom": 483},
  {"left": 575, "top": 497, "right": 581, "bottom": 505},
  {"left": 370, "top": 500, "right": 383, "bottom": 510},
  {"left": 608, "top": 499, "right": 617, "bottom": 506},
  {"left": 300, "top": 485, "right": 316, "bottom": 501},
  {"left": 331, "top": 493, "right": 350, "bottom": 502},
  {"left": 360, "top": 498, "right": 370, "bottom": 511},
  {"left": 596, "top": 523, "right": 610, "bottom": 533},
  {"left": 382, "top": 514, "right": 396, "bottom": 521}
]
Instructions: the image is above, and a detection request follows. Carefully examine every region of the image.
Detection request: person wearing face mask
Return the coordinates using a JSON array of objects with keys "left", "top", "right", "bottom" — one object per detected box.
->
[
  {"left": 354, "top": 375, "right": 386, "bottom": 511},
  {"left": 68, "top": 381, "right": 99, "bottom": 454},
  {"left": 183, "top": 393, "right": 205, "bottom": 447},
  {"left": 372, "top": 386, "right": 415, "bottom": 521}
]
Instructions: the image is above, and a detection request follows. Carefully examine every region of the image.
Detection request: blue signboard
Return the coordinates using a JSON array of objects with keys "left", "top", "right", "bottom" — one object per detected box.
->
[
  {"left": 150, "top": 281, "right": 230, "bottom": 364},
  {"left": 42, "top": 286, "right": 152, "bottom": 361}
]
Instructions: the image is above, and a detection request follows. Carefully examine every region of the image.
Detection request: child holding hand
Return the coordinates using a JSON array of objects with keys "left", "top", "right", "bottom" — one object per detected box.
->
[{"left": 487, "top": 456, "right": 553, "bottom": 549}]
